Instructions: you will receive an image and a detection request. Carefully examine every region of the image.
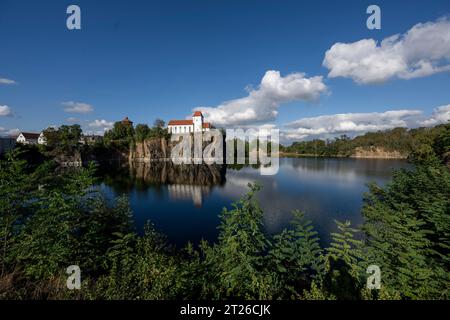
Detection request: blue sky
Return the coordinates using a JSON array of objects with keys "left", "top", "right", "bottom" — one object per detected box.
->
[{"left": 1, "top": 0, "right": 450, "bottom": 141}]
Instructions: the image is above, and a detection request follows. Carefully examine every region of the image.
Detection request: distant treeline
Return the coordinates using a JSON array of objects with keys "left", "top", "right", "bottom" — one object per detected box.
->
[{"left": 281, "top": 123, "right": 450, "bottom": 159}]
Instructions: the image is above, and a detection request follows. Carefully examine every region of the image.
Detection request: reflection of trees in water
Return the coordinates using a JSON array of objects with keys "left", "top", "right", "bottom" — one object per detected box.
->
[
  {"left": 285, "top": 157, "right": 408, "bottom": 178},
  {"left": 97, "top": 160, "right": 226, "bottom": 205},
  {"left": 130, "top": 161, "right": 226, "bottom": 186},
  {"left": 226, "top": 163, "right": 261, "bottom": 171}
]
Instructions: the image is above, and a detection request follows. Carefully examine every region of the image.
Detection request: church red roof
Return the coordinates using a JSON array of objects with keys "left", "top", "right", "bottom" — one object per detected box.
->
[
  {"left": 168, "top": 119, "right": 193, "bottom": 126},
  {"left": 168, "top": 111, "right": 212, "bottom": 128},
  {"left": 168, "top": 120, "right": 212, "bottom": 128}
]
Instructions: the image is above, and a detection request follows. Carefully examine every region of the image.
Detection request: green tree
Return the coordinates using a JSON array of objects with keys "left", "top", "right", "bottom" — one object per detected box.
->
[
  {"left": 268, "top": 210, "right": 323, "bottom": 298},
  {"left": 322, "top": 220, "right": 363, "bottom": 300},
  {"left": 153, "top": 118, "right": 165, "bottom": 129},
  {"left": 42, "top": 124, "right": 82, "bottom": 151},
  {"left": 134, "top": 124, "right": 151, "bottom": 142},
  {"left": 206, "top": 183, "right": 275, "bottom": 299},
  {"left": 361, "top": 157, "right": 450, "bottom": 299}
]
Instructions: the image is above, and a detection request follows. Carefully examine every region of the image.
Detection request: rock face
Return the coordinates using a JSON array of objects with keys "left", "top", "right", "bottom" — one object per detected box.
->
[
  {"left": 130, "top": 136, "right": 224, "bottom": 163},
  {"left": 351, "top": 146, "right": 407, "bottom": 159},
  {"left": 129, "top": 138, "right": 172, "bottom": 162}
]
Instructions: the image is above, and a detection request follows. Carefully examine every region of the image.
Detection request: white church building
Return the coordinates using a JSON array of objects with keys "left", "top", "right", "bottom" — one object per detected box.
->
[{"left": 167, "top": 111, "right": 213, "bottom": 134}]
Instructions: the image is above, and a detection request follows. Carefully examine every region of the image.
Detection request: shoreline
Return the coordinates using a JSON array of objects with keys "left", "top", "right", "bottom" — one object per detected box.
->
[{"left": 278, "top": 152, "right": 408, "bottom": 160}]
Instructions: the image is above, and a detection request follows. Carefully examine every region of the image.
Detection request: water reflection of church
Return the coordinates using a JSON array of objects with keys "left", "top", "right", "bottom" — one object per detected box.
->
[{"left": 168, "top": 184, "right": 211, "bottom": 207}]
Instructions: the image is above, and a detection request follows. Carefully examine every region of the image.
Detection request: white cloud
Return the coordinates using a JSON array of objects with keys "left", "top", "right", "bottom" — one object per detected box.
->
[
  {"left": 323, "top": 18, "right": 450, "bottom": 84},
  {"left": 0, "top": 78, "right": 17, "bottom": 85},
  {"left": 88, "top": 119, "right": 114, "bottom": 131},
  {"left": 419, "top": 104, "right": 450, "bottom": 126},
  {"left": 66, "top": 117, "right": 79, "bottom": 123},
  {"left": 62, "top": 101, "right": 94, "bottom": 114},
  {"left": 284, "top": 109, "right": 423, "bottom": 141},
  {"left": 195, "top": 70, "right": 327, "bottom": 127},
  {"left": 0, "top": 127, "right": 20, "bottom": 137},
  {"left": 0, "top": 105, "right": 12, "bottom": 117}
]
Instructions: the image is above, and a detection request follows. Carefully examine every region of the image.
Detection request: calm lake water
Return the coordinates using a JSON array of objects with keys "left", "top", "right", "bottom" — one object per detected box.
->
[{"left": 98, "top": 158, "right": 409, "bottom": 247}]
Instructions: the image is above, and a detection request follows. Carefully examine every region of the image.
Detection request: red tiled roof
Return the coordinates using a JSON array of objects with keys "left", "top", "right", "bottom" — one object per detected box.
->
[
  {"left": 202, "top": 123, "right": 211, "bottom": 128},
  {"left": 168, "top": 120, "right": 193, "bottom": 126},
  {"left": 20, "top": 132, "right": 40, "bottom": 139},
  {"left": 193, "top": 111, "right": 203, "bottom": 117}
]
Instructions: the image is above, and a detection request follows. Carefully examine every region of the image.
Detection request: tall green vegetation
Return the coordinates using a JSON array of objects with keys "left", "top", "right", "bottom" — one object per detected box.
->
[
  {"left": 1, "top": 125, "right": 449, "bottom": 300},
  {"left": 360, "top": 155, "right": 450, "bottom": 299},
  {"left": 0, "top": 151, "right": 133, "bottom": 298}
]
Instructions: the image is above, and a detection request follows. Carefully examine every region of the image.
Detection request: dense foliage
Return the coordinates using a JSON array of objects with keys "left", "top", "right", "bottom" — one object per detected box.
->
[
  {"left": 42, "top": 125, "right": 83, "bottom": 152},
  {"left": 0, "top": 126, "right": 449, "bottom": 300}
]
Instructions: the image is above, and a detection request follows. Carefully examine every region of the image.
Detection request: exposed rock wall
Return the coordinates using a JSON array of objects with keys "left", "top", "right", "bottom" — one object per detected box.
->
[
  {"left": 130, "top": 135, "right": 223, "bottom": 162},
  {"left": 129, "top": 138, "right": 172, "bottom": 162},
  {"left": 351, "top": 147, "right": 407, "bottom": 159}
]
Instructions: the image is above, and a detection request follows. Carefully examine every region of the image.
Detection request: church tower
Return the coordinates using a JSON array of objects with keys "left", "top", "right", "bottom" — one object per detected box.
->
[{"left": 192, "top": 111, "right": 203, "bottom": 132}]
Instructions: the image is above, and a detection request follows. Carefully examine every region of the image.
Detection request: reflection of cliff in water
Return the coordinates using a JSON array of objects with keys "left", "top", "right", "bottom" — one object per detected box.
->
[
  {"left": 97, "top": 160, "right": 226, "bottom": 206},
  {"left": 130, "top": 161, "right": 226, "bottom": 186}
]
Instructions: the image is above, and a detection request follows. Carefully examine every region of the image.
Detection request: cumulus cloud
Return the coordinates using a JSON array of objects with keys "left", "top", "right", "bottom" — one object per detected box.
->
[
  {"left": 323, "top": 18, "right": 450, "bottom": 84},
  {"left": 62, "top": 101, "right": 94, "bottom": 114},
  {"left": 283, "top": 104, "right": 450, "bottom": 142},
  {"left": 419, "top": 104, "right": 450, "bottom": 126},
  {"left": 0, "top": 105, "right": 12, "bottom": 117},
  {"left": 88, "top": 119, "right": 114, "bottom": 131},
  {"left": 66, "top": 117, "right": 79, "bottom": 123},
  {"left": 284, "top": 109, "right": 423, "bottom": 141},
  {"left": 0, "top": 78, "right": 17, "bottom": 85},
  {"left": 0, "top": 127, "right": 20, "bottom": 137},
  {"left": 195, "top": 70, "right": 327, "bottom": 127}
]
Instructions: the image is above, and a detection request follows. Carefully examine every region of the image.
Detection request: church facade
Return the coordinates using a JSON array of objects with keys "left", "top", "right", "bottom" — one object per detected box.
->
[{"left": 167, "top": 111, "right": 212, "bottom": 134}]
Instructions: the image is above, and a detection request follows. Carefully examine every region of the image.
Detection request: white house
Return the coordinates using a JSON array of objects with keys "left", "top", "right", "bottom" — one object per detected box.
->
[
  {"left": 167, "top": 111, "right": 212, "bottom": 134},
  {"left": 16, "top": 132, "right": 46, "bottom": 145}
]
